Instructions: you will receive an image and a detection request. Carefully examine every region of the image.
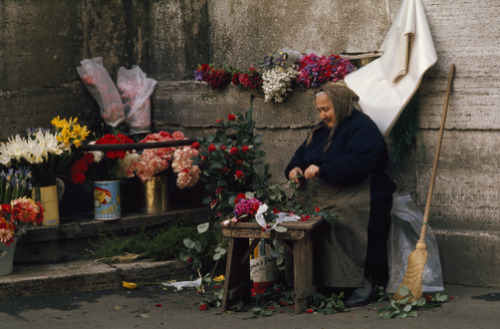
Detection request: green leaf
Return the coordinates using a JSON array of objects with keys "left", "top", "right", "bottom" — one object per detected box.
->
[
  {"left": 197, "top": 222, "right": 210, "bottom": 234},
  {"left": 183, "top": 238, "right": 195, "bottom": 249},
  {"left": 396, "top": 312, "right": 408, "bottom": 319},
  {"left": 218, "top": 248, "right": 226, "bottom": 255},
  {"left": 408, "top": 310, "right": 418, "bottom": 317},
  {"left": 213, "top": 253, "right": 221, "bottom": 261},
  {"left": 436, "top": 293, "right": 448, "bottom": 302},
  {"left": 274, "top": 226, "right": 288, "bottom": 233},
  {"left": 416, "top": 297, "right": 426, "bottom": 306},
  {"left": 252, "top": 307, "right": 262, "bottom": 314},
  {"left": 398, "top": 285, "right": 410, "bottom": 297},
  {"left": 403, "top": 304, "right": 412, "bottom": 312}
]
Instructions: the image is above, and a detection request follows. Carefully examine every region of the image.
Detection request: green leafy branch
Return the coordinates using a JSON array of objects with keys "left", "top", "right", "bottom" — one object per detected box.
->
[{"left": 377, "top": 286, "right": 448, "bottom": 319}]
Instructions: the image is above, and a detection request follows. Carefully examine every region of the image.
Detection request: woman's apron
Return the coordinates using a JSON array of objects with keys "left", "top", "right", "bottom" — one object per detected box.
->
[{"left": 295, "top": 177, "right": 371, "bottom": 288}]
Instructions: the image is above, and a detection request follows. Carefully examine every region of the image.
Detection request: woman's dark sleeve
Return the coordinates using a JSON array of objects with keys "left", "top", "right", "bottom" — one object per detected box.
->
[
  {"left": 284, "top": 141, "right": 307, "bottom": 179},
  {"left": 318, "top": 122, "right": 386, "bottom": 185}
]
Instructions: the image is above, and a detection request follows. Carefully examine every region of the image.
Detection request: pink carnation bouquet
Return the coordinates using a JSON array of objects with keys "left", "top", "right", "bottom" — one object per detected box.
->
[{"left": 126, "top": 131, "right": 201, "bottom": 189}]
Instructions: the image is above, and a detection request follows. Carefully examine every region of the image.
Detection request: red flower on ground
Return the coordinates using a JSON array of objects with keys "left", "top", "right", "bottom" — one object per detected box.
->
[
  {"left": 228, "top": 113, "right": 236, "bottom": 121},
  {"left": 315, "top": 207, "right": 320, "bottom": 212},
  {"left": 199, "top": 303, "right": 208, "bottom": 311},
  {"left": 306, "top": 308, "right": 314, "bottom": 313}
]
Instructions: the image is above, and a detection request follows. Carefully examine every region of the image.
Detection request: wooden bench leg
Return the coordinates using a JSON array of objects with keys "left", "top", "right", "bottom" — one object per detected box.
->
[
  {"left": 293, "top": 231, "right": 315, "bottom": 314},
  {"left": 221, "top": 237, "right": 251, "bottom": 310}
]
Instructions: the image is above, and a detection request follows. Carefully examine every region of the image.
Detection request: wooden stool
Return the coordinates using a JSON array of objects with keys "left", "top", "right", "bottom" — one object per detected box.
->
[{"left": 220, "top": 218, "right": 323, "bottom": 314}]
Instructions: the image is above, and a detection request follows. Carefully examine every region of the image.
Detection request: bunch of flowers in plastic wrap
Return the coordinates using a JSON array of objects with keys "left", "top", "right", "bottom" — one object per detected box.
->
[
  {"left": 260, "top": 50, "right": 301, "bottom": 103},
  {"left": 172, "top": 146, "right": 201, "bottom": 189},
  {"left": 296, "top": 53, "right": 356, "bottom": 88},
  {"left": 194, "top": 64, "right": 232, "bottom": 90},
  {"left": 232, "top": 194, "right": 263, "bottom": 221}
]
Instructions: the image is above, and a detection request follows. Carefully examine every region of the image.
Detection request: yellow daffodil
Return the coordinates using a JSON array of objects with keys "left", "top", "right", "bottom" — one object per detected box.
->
[{"left": 122, "top": 281, "right": 138, "bottom": 290}]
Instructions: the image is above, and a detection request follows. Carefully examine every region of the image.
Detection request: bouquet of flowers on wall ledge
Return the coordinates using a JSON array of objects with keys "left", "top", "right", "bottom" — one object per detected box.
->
[
  {"left": 0, "top": 168, "right": 44, "bottom": 246},
  {"left": 193, "top": 49, "right": 356, "bottom": 103},
  {"left": 125, "top": 131, "right": 201, "bottom": 189},
  {"left": 0, "top": 116, "right": 90, "bottom": 187}
]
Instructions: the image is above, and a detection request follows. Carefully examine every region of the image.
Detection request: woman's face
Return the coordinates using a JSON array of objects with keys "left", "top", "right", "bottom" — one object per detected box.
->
[{"left": 315, "top": 92, "right": 336, "bottom": 128}]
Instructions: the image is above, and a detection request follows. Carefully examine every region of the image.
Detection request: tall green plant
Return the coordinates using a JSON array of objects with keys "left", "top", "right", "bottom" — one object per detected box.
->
[{"left": 194, "top": 108, "right": 286, "bottom": 220}]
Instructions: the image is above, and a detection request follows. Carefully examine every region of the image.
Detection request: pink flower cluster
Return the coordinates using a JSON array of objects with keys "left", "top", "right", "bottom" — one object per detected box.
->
[
  {"left": 233, "top": 197, "right": 262, "bottom": 220},
  {"left": 172, "top": 146, "right": 201, "bottom": 189},
  {"left": 296, "top": 53, "right": 355, "bottom": 88},
  {"left": 126, "top": 131, "right": 186, "bottom": 183}
]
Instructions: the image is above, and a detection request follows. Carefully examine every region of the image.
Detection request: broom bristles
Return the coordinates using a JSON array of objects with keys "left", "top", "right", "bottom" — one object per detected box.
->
[{"left": 392, "top": 240, "right": 428, "bottom": 301}]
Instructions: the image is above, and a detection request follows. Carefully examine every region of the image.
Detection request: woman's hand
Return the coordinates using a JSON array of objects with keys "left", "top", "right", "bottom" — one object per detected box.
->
[
  {"left": 304, "top": 164, "right": 320, "bottom": 180},
  {"left": 288, "top": 167, "right": 304, "bottom": 184}
]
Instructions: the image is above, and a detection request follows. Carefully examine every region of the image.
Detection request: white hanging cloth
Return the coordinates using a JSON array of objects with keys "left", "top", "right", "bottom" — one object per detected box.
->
[{"left": 345, "top": 0, "right": 438, "bottom": 136}]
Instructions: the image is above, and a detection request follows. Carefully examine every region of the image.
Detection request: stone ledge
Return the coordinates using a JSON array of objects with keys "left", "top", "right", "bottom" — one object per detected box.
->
[
  {"left": 15, "top": 207, "right": 213, "bottom": 265},
  {"left": 0, "top": 259, "right": 192, "bottom": 298}
]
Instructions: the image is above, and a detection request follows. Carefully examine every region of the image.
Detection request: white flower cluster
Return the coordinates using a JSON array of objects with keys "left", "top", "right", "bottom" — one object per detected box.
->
[
  {"left": 0, "top": 131, "right": 67, "bottom": 166},
  {"left": 262, "top": 65, "right": 299, "bottom": 103}
]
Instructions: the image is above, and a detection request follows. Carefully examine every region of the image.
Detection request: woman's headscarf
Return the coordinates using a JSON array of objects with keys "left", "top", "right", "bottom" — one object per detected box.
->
[{"left": 306, "top": 82, "right": 361, "bottom": 153}]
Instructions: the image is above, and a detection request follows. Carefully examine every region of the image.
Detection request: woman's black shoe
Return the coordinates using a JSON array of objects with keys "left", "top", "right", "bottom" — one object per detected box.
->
[{"left": 344, "top": 279, "right": 377, "bottom": 307}]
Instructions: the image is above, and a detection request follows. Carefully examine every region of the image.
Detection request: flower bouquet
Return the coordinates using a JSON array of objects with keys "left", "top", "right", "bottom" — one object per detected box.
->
[
  {"left": 0, "top": 116, "right": 90, "bottom": 187},
  {"left": 0, "top": 117, "right": 89, "bottom": 225},
  {"left": 125, "top": 130, "right": 200, "bottom": 187},
  {"left": 70, "top": 133, "right": 135, "bottom": 220},
  {"left": 123, "top": 131, "right": 201, "bottom": 213},
  {"left": 231, "top": 67, "right": 263, "bottom": 91},
  {"left": 296, "top": 53, "right": 356, "bottom": 88},
  {"left": 194, "top": 64, "right": 232, "bottom": 90},
  {"left": 260, "top": 49, "right": 301, "bottom": 103},
  {"left": 0, "top": 168, "right": 44, "bottom": 248}
]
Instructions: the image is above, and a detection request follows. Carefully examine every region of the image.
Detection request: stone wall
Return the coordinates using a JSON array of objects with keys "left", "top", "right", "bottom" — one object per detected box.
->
[{"left": 1, "top": 0, "right": 499, "bottom": 287}]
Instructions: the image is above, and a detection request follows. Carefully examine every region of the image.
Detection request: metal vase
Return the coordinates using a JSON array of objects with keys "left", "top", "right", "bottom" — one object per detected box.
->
[
  {"left": 139, "top": 175, "right": 170, "bottom": 214},
  {"left": 0, "top": 240, "right": 17, "bottom": 276}
]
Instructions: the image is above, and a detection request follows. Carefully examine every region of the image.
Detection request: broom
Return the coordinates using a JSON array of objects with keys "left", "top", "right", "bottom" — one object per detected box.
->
[{"left": 393, "top": 63, "right": 456, "bottom": 301}]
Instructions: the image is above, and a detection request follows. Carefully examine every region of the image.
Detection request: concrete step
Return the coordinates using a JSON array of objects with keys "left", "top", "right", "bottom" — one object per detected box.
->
[
  {"left": 15, "top": 207, "right": 212, "bottom": 265},
  {"left": 0, "top": 259, "right": 192, "bottom": 298}
]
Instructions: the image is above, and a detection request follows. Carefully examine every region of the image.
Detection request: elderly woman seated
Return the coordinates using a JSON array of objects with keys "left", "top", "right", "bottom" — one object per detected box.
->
[{"left": 285, "top": 82, "right": 397, "bottom": 307}]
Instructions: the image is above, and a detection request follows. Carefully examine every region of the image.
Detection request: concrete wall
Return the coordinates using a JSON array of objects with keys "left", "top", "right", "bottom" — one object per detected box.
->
[{"left": 1, "top": 0, "right": 499, "bottom": 287}]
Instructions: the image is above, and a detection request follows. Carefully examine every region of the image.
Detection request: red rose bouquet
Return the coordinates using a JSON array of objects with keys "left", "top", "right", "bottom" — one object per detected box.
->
[{"left": 70, "top": 133, "right": 135, "bottom": 184}]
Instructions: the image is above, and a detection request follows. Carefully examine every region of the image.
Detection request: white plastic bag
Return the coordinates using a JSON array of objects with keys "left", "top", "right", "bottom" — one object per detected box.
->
[
  {"left": 117, "top": 66, "right": 157, "bottom": 134},
  {"left": 77, "top": 58, "right": 125, "bottom": 127},
  {"left": 386, "top": 192, "right": 444, "bottom": 293}
]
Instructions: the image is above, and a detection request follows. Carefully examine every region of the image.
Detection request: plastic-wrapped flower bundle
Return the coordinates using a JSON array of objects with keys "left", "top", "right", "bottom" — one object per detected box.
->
[{"left": 233, "top": 197, "right": 262, "bottom": 221}]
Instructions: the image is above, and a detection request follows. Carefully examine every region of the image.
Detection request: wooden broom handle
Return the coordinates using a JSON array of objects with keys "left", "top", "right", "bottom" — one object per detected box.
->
[{"left": 419, "top": 63, "right": 455, "bottom": 241}]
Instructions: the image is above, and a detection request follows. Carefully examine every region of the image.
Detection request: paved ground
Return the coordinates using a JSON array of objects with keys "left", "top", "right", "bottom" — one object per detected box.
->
[{"left": 0, "top": 260, "right": 498, "bottom": 329}]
